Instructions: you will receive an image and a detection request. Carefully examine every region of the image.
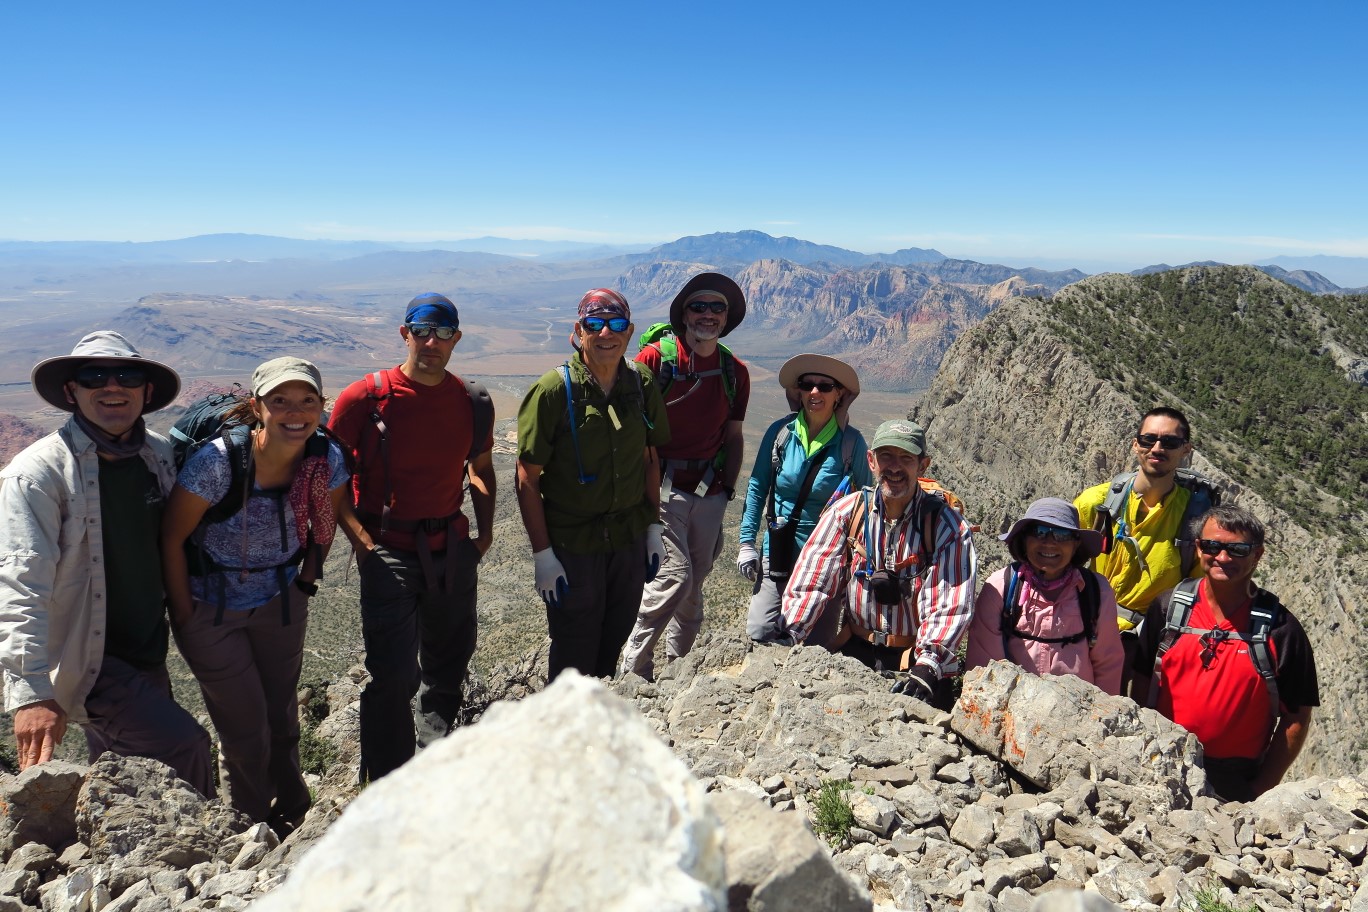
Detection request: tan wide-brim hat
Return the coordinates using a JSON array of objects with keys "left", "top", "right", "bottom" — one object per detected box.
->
[
  {"left": 669, "top": 273, "right": 746, "bottom": 337},
  {"left": 778, "top": 353, "right": 861, "bottom": 426},
  {"left": 31, "top": 330, "right": 181, "bottom": 413}
]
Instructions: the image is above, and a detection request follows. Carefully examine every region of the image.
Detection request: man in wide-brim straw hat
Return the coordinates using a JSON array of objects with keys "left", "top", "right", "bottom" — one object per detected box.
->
[{"left": 0, "top": 331, "right": 213, "bottom": 794}]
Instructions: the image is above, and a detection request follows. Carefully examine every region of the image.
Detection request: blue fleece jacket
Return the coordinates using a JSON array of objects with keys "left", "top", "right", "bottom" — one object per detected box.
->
[{"left": 739, "top": 414, "right": 872, "bottom": 559}]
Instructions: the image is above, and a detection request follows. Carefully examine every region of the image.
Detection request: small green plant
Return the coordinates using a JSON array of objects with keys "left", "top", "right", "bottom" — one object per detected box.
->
[
  {"left": 298, "top": 720, "right": 338, "bottom": 777},
  {"left": 1185, "top": 879, "right": 1260, "bottom": 912},
  {"left": 812, "top": 779, "right": 855, "bottom": 847}
]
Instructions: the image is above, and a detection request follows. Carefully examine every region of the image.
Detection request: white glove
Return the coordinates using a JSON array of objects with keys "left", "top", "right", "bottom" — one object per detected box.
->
[
  {"left": 645, "top": 524, "right": 666, "bottom": 582},
  {"left": 533, "top": 548, "right": 569, "bottom": 609},
  {"left": 737, "top": 542, "right": 760, "bottom": 582}
]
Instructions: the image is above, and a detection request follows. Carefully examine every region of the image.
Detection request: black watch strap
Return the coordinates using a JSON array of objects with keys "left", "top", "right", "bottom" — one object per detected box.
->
[{"left": 294, "top": 578, "right": 319, "bottom": 597}]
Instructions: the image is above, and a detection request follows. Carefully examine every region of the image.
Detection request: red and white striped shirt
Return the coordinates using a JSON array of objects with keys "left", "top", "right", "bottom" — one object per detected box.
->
[{"left": 781, "top": 487, "right": 978, "bottom": 676}]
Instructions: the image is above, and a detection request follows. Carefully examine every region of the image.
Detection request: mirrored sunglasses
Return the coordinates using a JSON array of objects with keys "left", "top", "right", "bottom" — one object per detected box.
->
[
  {"left": 581, "top": 316, "right": 630, "bottom": 333},
  {"left": 73, "top": 366, "right": 148, "bottom": 389},
  {"left": 1027, "top": 524, "right": 1080, "bottom": 543},
  {"left": 1197, "top": 539, "right": 1255, "bottom": 558},
  {"left": 407, "top": 323, "right": 458, "bottom": 340},
  {"left": 1136, "top": 433, "right": 1187, "bottom": 450}
]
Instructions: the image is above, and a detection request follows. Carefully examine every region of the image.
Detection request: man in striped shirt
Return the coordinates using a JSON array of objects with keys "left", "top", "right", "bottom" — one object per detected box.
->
[{"left": 781, "top": 419, "right": 978, "bottom": 709}]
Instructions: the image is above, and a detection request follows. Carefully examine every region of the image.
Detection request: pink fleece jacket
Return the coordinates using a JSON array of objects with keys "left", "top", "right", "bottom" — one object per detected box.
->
[{"left": 965, "top": 565, "right": 1124, "bottom": 696}]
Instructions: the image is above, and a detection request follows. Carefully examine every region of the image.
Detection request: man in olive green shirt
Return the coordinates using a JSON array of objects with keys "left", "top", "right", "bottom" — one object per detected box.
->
[{"left": 516, "top": 289, "right": 671, "bottom": 680}]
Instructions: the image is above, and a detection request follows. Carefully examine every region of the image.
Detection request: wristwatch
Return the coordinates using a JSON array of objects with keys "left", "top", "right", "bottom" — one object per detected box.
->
[
  {"left": 721, "top": 484, "right": 736, "bottom": 502},
  {"left": 294, "top": 578, "right": 319, "bottom": 597}
]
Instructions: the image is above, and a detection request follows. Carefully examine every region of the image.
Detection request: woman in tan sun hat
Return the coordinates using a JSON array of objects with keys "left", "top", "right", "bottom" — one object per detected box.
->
[
  {"left": 738, "top": 353, "right": 872, "bottom": 645},
  {"left": 162, "top": 356, "right": 351, "bottom": 837}
]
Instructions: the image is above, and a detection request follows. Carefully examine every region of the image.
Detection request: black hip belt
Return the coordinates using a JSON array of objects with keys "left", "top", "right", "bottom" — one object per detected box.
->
[{"left": 357, "top": 509, "right": 462, "bottom": 536}]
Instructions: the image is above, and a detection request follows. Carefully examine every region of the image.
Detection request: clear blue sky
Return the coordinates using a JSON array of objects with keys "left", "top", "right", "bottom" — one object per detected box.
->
[{"left": 3, "top": 1, "right": 1365, "bottom": 271}]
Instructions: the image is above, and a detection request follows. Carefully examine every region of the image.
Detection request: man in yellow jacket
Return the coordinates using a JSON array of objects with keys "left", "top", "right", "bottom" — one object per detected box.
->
[{"left": 1075, "top": 406, "right": 1210, "bottom": 696}]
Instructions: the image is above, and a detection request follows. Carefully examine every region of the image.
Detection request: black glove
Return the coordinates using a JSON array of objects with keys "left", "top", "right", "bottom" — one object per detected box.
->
[{"left": 890, "top": 664, "right": 938, "bottom": 703}]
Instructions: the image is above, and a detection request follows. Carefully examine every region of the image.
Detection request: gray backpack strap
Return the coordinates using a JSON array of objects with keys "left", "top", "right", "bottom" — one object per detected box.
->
[
  {"left": 1148, "top": 578, "right": 1200, "bottom": 709},
  {"left": 1096, "top": 471, "right": 1134, "bottom": 554},
  {"left": 1246, "top": 592, "right": 1282, "bottom": 753},
  {"left": 766, "top": 424, "right": 791, "bottom": 528}
]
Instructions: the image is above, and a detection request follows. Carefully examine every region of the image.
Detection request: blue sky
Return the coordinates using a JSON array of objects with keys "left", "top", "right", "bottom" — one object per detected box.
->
[{"left": 3, "top": 1, "right": 1365, "bottom": 271}]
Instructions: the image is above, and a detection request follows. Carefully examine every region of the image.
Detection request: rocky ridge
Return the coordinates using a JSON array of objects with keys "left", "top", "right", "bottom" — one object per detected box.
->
[{"left": 5, "top": 639, "right": 1367, "bottom": 911}]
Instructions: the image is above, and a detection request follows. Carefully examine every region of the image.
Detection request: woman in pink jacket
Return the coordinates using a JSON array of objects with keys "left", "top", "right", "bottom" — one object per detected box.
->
[{"left": 966, "top": 497, "right": 1124, "bottom": 695}]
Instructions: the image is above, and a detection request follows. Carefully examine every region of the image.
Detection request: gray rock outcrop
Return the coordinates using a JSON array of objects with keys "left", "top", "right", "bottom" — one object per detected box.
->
[{"left": 253, "top": 672, "right": 739, "bottom": 911}]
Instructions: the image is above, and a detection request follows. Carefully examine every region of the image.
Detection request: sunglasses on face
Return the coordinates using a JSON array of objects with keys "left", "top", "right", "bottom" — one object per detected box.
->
[
  {"left": 73, "top": 366, "right": 148, "bottom": 389},
  {"left": 1197, "top": 539, "right": 1255, "bottom": 558},
  {"left": 1136, "top": 433, "right": 1187, "bottom": 450},
  {"left": 686, "top": 300, "right": 728, "bottom": 314},
  {"left": 407, "top": 323, "right": 458, "bottom": 340},
  {"left": 797, "top": 378, "right": 837, "bottom": 393},
  {"left": 581, "top": 316, "right": 630, "bottom": 333},
  {"left": 1026, "top": 524, "right": 1080, "bottom": 543}
]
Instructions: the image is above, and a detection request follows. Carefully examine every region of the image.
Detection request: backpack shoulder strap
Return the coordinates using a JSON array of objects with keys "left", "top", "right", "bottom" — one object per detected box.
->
[
  {"left": 716, "top": 343, "right": 737, "bottom": 405},
  {"left": 1001, "top": 563, "right": 1024, "bottom": 658},
  {"left": 917, "top": 491, "right": 945, "bottom": 578},
  {"left": 1080, "top": 569, "right": 1101, "bottom": 646},
  {"left": 1247, "top": 589, "right": 1283, "bottom": 751},
  {"left": 767, "top": 423, "right": 792, "bottom": 525},
  {"left": 1148, "top": 578, "right": 1200, "bottom": 708},
  {"left": 459, "top": 376, "right": 494, "bottom": 464},
  {"left": 202, "top": 425, "right": 254, "bottom": 526},
  {"left": 365, "top": 369, "right": 394, "bottom": 534},
  {"left": 839, "top": 430, "right": 856, "bottom": 477},
  {"left": 1102, "top": 471, "right": 1134, "bottom": 520}
]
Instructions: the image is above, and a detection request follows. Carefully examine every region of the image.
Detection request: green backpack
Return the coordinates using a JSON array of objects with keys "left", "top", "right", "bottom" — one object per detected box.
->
[{"left": 638, "top": 323, "right": 737, "bottom": 405}]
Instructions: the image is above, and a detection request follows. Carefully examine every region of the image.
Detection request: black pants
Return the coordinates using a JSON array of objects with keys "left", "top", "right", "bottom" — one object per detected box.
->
[{"left": 358, "top": 541, "right": 479, "bottom": 782}]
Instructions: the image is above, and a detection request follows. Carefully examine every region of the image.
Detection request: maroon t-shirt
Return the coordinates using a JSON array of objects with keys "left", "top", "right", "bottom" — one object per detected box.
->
[
  {"left": 329, "top": 367, "right": 493, "bottom": 552},
  {"left": 636, "top": 338, "right": 750, "bottom": 491}
]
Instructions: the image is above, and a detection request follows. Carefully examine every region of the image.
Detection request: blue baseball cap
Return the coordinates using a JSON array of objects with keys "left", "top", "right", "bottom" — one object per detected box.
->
[{"left": 405, "top": 292, "right": 460, "bottom": 329}]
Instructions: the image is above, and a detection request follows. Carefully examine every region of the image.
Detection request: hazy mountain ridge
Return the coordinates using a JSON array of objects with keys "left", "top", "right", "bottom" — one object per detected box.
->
[
  {"left": 1133, "top": 260, "right": 1367, "bottom": 295},
  {"left": 639, "top": 229, "right": 947, "bottom": 269},
  {"left": 619, "top": 255, "right": 1071, "bottom": 390},
  {"left": 914, "top": 269, "right": 1368, "bottom": 778}
]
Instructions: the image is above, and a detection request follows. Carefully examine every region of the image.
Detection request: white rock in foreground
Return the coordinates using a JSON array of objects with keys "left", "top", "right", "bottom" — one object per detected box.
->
[{"left": 253, "top": 672, "right": 726, "bottom": 911}]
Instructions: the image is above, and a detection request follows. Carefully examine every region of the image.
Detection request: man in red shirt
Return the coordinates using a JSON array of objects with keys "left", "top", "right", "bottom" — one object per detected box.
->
[
  {"left": 619, "top": 274, "right": 750, "bottom": 680},
  {"left": 330, "top": 293, "right": 496, "bottom": 781},
  {"left": 1134, "top": 505, "right": 1318, "bottom": 801}
]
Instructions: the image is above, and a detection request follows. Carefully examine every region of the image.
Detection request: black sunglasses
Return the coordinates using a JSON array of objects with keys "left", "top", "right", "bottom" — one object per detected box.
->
[
  {"left": 1197, "top": 539, "right": 1255, "bottom": 558},
  {"left": 686, "top": 300, "right": 728, "bottom": 314},
  {"left": 407, "top": 323, "right": 458, "bottom": 340},
  {"left": 73, "top": 366, "right": 148, "bottom": 390},
  {"left": 1027, "top": 524, "right": 1080, "bottom": 543},
  {"left": 797, "top": 378, "right": 837, "bottom": 393},
  {"left": 1136, "top": 433, "right": 1187, "bottom": 450},
  {"left": 581, "top": 316, "right": 630, "bottom": 333}
]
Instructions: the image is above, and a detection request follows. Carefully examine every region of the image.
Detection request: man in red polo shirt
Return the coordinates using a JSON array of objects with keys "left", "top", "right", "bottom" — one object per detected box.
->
[
  {"left": 1134, "top": 505, "right": 1318, "bottom": 801},
  {"left": 618, "top": 273, "right": 750, "bottom": 680}
]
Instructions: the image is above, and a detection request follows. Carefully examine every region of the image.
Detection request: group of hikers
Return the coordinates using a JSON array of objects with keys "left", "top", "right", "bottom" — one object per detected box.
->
[{"left": 0, "top": 274, "right": 1320, "bottom": 834}]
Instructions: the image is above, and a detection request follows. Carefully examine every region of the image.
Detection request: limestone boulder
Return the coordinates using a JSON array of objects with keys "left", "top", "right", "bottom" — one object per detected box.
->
[
  {"left": 75, "top": 755, "right": 252, "bottom": 869},
  {"left": 253, "top": 672, "right": 728, "bottom": 911},
  {"left": 950, "top": 662, "right": 1206, "bottom": 806}
]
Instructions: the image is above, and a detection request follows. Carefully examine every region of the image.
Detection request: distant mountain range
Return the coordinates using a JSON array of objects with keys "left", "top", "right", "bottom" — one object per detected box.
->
[{"left": 1131, "top": 260, "right": 1366, "bottom": 295}]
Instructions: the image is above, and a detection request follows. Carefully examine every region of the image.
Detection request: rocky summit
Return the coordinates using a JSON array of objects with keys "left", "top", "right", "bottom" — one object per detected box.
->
[{"left": 4, "top": 633, "right": 1367, "bottom": 911}]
